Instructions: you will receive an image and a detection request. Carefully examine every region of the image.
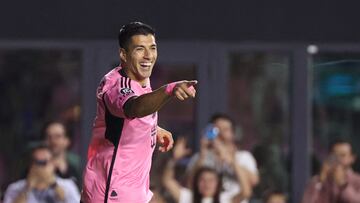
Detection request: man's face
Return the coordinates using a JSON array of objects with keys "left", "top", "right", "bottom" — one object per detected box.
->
[
  {"left": 332, "top": 143, "right": 355, "bottom": 168},
  {"left": 45, "top": 123, "right": 70, "bottom": 156},
  {"left": 214, "top": 118, "right": 234, "bottom": 143},
  {"left": 120, "top": 34, "right": 157, "bottom": 83},
  {"left": 31, "top": 148, "right": 55, "bottom": 177}
]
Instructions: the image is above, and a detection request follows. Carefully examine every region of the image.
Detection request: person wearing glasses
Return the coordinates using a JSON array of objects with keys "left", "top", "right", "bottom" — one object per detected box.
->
[{"left": 3, "top": 144, "right": 80, "bottom": 203}]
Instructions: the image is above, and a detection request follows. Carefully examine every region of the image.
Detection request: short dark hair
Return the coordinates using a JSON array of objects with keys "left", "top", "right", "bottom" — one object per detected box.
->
[
  {"left": 41, "top": 120, "right": 69, "bottom": 139},
  {"left": 118, "top": 22, "right": 155, "bottom": 50},
  {"left": 209, "top": 113, "right": 236, "bottom": 132},
  {"left": 329, "top": 137, "right": 354, "bottom": 153},
  {"left": 30, "top": 143, "right": 52, "bottom": 160}
]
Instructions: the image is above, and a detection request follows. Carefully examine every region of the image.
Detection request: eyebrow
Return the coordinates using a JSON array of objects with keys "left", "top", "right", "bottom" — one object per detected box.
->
[{"left": 134, "top": 43, "right": 157, "bottom": 48}]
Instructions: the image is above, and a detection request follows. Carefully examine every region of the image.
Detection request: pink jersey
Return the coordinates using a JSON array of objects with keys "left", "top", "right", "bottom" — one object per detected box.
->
[{"left": 82, "top": 67, "right": 157, "bottom": 203}]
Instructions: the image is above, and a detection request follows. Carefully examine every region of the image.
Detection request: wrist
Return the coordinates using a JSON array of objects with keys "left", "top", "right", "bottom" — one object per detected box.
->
[{"left": 165, "top": 82, "right": 178, "bottom": 95}]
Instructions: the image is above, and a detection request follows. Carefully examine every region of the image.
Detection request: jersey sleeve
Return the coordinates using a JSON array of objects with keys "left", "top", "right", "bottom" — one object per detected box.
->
[
  {"left": 103, "top": 78, "right": 137, "bottom": 118},
  {"left": 236, "top": 151, "right": 258, "bottom": 175}
]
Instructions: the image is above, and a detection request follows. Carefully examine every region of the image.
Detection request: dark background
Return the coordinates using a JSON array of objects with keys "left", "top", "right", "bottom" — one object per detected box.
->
[{"left": 1, "top": 0, "right": 359, "bottom": 42}]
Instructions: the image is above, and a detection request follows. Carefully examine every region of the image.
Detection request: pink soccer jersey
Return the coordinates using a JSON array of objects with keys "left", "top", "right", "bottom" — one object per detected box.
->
[{"left": 82, "top": 66, "right": 158, "bottom": 203}]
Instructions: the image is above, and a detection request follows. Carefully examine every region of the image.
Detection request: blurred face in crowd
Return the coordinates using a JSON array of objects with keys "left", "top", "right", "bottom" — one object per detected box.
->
[
  {"left": 266, "top": 194, "right": 287, "bottom": 203},
  {"left": 120, "top": 34, "right": 157, "bottom": 85},
  {"left": 31, "top": 148, "right": 55, "bottom": 179},
  {"left": 213, "top": 118, "right": 234, "bottom": 143},
  {"left": 331, "top": 143, "right": 355, "bottom": 169},
  {"left": 45, "top": 123, "right": 70, "bottom": 156},
  {"left": 197, "top": 171, "right": 219, "bottom": 197}
]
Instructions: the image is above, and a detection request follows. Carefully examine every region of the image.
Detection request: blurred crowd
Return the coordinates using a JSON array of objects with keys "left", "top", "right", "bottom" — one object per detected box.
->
[
  {"left": 1, "top": 113, "right": 360, "bottom": 203},
  {"left": 1, "top": 121, "right": 81, "bottom": 203}
]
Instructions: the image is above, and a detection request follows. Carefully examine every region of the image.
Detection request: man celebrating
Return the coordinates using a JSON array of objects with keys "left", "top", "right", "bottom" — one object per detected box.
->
[
  {"left": 81, "top": 22, "right": 197, "bottom": 203},
  {"left": 302, "top": 138, "right": 360, "bottom": 203}
]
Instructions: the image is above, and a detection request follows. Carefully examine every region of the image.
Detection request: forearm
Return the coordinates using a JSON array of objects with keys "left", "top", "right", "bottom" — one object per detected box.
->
[
  {"left": 125, "top": 85, "right": 171, "bottom": 118},
  {"left": 162, "top": 160, "right": 181, "bottom": 202},
  {"left": 242, "top": 167, "right": 259, "bottom": 186},
  {"left": 186, "top": 155, "right": 206, "bottom": 187},
  {"left": 232, "top": 163, "right": 252, "bottom": 201}
]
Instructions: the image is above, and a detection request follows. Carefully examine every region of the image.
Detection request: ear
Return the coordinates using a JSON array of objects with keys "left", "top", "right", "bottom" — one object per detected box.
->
[
  {"left": 350, "top": 154, "right": 356, "bottom": 164},
  {"left": 119, "top": 48, "right": 127, "bottom": 63},
  {"left": 64, "top": 136, "right": 71, "bottom": 148}
]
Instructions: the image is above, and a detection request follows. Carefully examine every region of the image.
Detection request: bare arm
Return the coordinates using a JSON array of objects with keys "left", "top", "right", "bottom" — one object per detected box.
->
[
  {"left": 124, "top": 80, "right": 197, "bottom": 118},
  {"left": 239, "top": 166, "right": 259, "bottom": 187},
  {"left": 212, "top": 141, "right": 253, "bottom": 202},
  {"left": 162, "top": 160, "right": 182, "bottom": 202},
  {"left": 231, "top": 162, "right": 253, "bottom": 203},
  {"left": 186, "top": 138, "right": 209, "bottom": 187}
]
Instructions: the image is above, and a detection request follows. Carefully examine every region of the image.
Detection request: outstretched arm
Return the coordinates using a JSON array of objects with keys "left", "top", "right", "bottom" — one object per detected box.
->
[{"left": 124, "top": 80, "right": 197, "bottom": 118}]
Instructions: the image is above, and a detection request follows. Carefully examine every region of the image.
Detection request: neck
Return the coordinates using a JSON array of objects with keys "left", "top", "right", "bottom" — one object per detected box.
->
[
  {"left": 54, "top": 151, "right": 66, "bottom": 159},
  {"left": 122, "top": 65, "right": 147, "bottom": 87}
]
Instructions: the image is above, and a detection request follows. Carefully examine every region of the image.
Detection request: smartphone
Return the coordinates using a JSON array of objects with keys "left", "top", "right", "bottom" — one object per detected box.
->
[
  {"left": 326, "top": 154, "right": 339, "bottom": 166},
  {"left": 204, "top": 124, "right": 219, "bottom": 140}
]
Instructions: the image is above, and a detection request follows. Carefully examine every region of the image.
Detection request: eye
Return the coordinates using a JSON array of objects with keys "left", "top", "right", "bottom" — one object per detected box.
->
[{"left": 135, "top": 47, "right": 145, "bottom": 51}]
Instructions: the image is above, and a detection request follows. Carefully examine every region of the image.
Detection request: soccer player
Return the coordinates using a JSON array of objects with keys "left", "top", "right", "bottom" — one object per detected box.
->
[{"left": 81, "top": 22, "right": 197, "bottom": 203}]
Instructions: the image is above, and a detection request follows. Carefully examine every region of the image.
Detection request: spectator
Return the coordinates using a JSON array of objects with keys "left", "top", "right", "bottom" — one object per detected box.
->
[
  {"left": 3, "top": 144, "right": 80, "bottom": 203},
  {"left": 302, "top": 138, "right": 360, "bottom": 203},
  {"left": 263, "top": 190, "right": 287, "bottom": 203},
  {"left": 43, "top": 121, "right": 81, "bottom": 186},
  {"left": 163, "top": 137, "right": 251, "bottom": 203},
  {"left": 187, "top": 113, "right": 259, "bottom": 202},
  {"left": 149, "top": 186, "right": 166, "bottom": 203}
]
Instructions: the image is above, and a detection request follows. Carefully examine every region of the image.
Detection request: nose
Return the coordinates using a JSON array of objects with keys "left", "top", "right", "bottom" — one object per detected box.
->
[{"left": 144, "top": 48, "right": 152, "bottom": 59}]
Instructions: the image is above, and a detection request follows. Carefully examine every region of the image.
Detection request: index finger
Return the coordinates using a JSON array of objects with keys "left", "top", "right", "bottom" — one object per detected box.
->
[{"left": 185, "top": 80, "right": 198, "bottom": 87}]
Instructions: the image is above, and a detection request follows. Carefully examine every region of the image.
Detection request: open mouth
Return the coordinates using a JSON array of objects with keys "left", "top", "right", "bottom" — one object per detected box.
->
[{"left": 140, "top": 62, "right": 152, "bottom": 69}]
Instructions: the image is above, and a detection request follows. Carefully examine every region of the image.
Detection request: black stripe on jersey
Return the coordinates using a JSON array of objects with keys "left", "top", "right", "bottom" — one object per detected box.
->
[
  {"left": 127, "top": 78, "right": 131, "bottom": 89},
  {"left": 102, "top": 94, "right": 124, "bottom": 203},
  {"left": 124, "top": 77, "right": 128, "bottom": 88},
  {"left": 120, "top": 76, "right": 124, "bottom": 88}
]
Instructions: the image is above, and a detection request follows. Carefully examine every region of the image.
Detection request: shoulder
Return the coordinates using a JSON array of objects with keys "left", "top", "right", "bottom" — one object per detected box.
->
[
  {"left": 6, "top": 179, "right": 26, "bottom": 190},
  {"left": 66, "top": 152, "right": 81, "bottom": 167},
  {"left": 235, "top": 150, "right": 256, "bottom": 162},
  {"left": 235, "top": 150, "right": 258, "bottom": 173},
  {"left": 4, "top": 179, "right": 26, "bottom": 195}
]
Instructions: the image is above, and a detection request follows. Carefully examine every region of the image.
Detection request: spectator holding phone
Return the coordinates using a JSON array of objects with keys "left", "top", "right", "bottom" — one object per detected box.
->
[
  {"left": 163, "top": 137, "right": 251, "bottom": 203},
  {"left": 3, "top": 144, "right": 80, "bottom": 203},
  {"left": 302, "top": 138, "right": 360, "bottom": 203},
  {"left": 187, "top": 113, "right": 259, "bottom": 203}
]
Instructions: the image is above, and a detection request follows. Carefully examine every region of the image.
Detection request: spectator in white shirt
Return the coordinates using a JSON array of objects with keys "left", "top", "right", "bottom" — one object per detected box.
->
[{"left": 3, "top": 144, "right": 80, "bottom": 203}]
